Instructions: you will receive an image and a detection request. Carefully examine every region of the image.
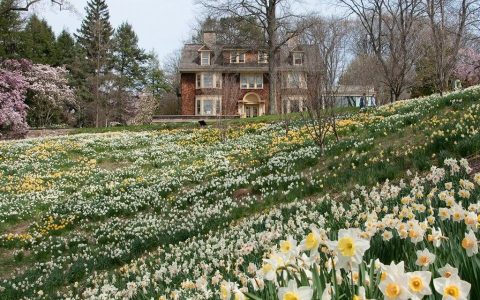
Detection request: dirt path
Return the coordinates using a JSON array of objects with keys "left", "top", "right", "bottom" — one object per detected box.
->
[{"left": 26, "top": 129, "right": 74, "bottom": 139}]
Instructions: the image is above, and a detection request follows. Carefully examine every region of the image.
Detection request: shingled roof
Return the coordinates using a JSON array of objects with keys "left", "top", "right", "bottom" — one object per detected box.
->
[{"left": 178, "top": 38, "right": 316, "bottom": 73}]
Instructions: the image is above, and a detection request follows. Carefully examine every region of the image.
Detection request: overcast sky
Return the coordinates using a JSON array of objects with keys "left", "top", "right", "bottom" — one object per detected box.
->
[{"left": 35, "top": 0, "right": 343, "bottom": 64}]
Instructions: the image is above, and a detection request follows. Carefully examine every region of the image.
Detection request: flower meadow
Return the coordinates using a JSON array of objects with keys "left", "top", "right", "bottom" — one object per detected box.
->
[{"left": 0, "top": 87, "right": 480, "bottom": 299}]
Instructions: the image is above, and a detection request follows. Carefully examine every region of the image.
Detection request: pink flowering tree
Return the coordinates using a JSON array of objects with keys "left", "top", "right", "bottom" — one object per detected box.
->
[
  {"left": 0, "top": 60, "right": 31, "bottom": 139},
  {"left": 455, "top": 48, "right": 480, "bottom": 86},
  {"left": 0, "top": 59, "right": 77, "bottom": 138},
  {"left": 25, "top": 64, "right": 77, "bottom": 127}
]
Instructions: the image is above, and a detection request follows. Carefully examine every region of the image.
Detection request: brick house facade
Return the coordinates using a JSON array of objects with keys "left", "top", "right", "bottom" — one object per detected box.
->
[{"left": 179, "top": 31, "right": 309, "bottom": 118}]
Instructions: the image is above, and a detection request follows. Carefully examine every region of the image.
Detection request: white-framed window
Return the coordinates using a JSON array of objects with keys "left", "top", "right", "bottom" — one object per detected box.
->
[
  {"left": 293, "top": 52, "right": 303, "bottom": 66},
  {"left": 230, "top": 51, "right": 246, "bottom": 63},
  {"left": 284, "top": 96, "right": 305, "bottom": 113},
  {"left": 196, "top": 73, "right": 222, "bottom": 89},
  {"left": 196, "top": 95, "right": 222, "bottom": 115},
  {"left": 200, "top": 52, "right": 211, "bottom": 66},
  {"left": 240, "top": 74, "right": 264, "bottom": 89},
  {"left": 258, "top": 51, "right": 268, "bottom": 64},
  {"left": 286, "top": 72, "right": 307, "bottom": 89}
]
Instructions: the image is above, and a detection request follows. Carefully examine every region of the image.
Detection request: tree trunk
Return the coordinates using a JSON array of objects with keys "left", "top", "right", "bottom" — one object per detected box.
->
[{"left": 267, "top": 0, "right": 277, "bottom": 115}]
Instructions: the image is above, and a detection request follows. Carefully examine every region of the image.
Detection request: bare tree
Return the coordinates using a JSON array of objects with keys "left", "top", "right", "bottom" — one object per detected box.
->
[
  {"left": 423, "top": 0, "right": 479, "bottom": 94},
  {"left": 339, "top": 0, "right": 423, "bottom": 102},
  {"left": 197, "top": 0, "right": 312, "bottom": 114},
  {"left": 6, "top": 0, "right": 71, "bottom": 11},
  {"left": 217, "top": 73, "right": 242, "bottom": 141},
  {"left": 163, "top": 49, "right": 182, "bottom": 95},
  {"left": 300, "top": 17, "right": 349, "bottom": 154}
]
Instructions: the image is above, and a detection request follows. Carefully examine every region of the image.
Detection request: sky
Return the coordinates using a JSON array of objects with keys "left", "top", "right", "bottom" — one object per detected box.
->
[{"left": 35, "top": 0, "right": 343, "bottom": 64}]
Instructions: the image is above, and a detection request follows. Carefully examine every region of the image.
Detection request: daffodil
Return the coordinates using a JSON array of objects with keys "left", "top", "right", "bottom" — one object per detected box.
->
[
  {"left": 326, "top": 228, "right": 370, "bottom": 270},
  {"left": 415, "top": 249, "right": 435, "bottom": 270},
  {"left": 299, "top": 228, "right": 322, "bottom": 254},
  {"left": 407, "top": 271, "right": 432, "bottom": 300},
  {"left": 321, "top": 283, "right": 332, "bottom": 300},
  {"left": 433, "top": 275, "right": 471, "bottom": 300},
  {"left": 279, "top": 236, "right": 298, "bottom": 258},
  {"left": 219, "top": 282, "right": 232, "bottom": 300},
  {"left": 461, "top": 230, "right": 478, "bottom": 257},
  {"left": 378, "top": 261, "right": 412, "bottom": 300},
  {"left": 437, "top": 264, "right": 459, "bottom": 279},
  {"left": 277, "top": 280, "right": 313, "bottom": 300},
  {"left": 352, "top": 286, "right": 368, "bottom": 300}
]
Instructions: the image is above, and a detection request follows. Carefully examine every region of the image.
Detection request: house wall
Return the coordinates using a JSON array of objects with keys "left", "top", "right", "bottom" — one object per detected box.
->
[
  {"left": 180, "top": 73, "right": 196, "bottom": 115},
  {"left": 181, "top": 73, "right": 277, "bottom": 116}
]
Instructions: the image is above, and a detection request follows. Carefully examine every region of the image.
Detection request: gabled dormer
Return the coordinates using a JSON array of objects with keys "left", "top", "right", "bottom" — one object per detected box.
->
[
  {"left": 292, "top": 50, "right": 304, "bottom": 66},
  {"left": 198, "top": 45, "right": 213, "bottom": 66}
]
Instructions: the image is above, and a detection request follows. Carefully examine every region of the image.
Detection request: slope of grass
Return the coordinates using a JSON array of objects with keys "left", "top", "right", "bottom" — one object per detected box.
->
[{"left": 0, "top": 87, "right": 479, "bottom": 299}]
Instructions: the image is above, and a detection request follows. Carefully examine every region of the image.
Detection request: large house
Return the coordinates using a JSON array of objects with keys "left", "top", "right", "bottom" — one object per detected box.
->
[{"left": 178, "top": 31, "right": 374, "bottom": 118}]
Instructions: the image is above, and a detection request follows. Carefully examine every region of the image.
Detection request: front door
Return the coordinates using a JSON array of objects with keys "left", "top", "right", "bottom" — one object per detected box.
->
[{"left": 245, "top": 105, "right": 259, "bottom": 118}]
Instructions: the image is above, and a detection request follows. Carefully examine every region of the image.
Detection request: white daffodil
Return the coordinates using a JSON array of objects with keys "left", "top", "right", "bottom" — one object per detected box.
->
[
  {"left": 433, "top": 275, "right": 471, "bottom": 300},
  {"left": 233, "top": 289, "right": 246, "bottom": 300},
  {"left": 464, "top": 212, "right": 478, "bottom": 232},
  {"left": 428, "top": 227, "right": 444, "bottom": 248},
  {"left": 277, "top": 280, "right": 313, "bottom": 300},
  {"left": 461, "top": 230, "right": 478, "bottom": 257},
  {"left": 321, "top": 283, "right": 332, "bottom": 300},
  {"left": 219, "top": 281, "right": 232, "bottom": 300},
  {"left": 279, "top": 236, "right": 298, "bottom": 258},
  {"left": 378, "top": 261, "right": 412, "bottom": 300},
  {"left": 415, "top": 249, "right": 436, "bottom": 270},
  {"left": 326, "top": 228, "right": 370, "bottom": 270},
  {"left": 407, "top": 271, "right": 432, "bottom": 300},
  {"left": 259, "top": 252, "right": 286, "bottom": 281},
  {"left": 353, "top": 286, "right": 368, "bottom": 300},
  {"left": 437, "top": 264, "right": 459, "bottom": 279},
  {"left": 299, "top": 228, "right": 322, "bottom": 254}
]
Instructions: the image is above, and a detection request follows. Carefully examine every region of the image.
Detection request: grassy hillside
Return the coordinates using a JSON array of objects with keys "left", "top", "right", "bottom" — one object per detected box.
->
[{"left": 0, "top": 87, "right": 479, "bottom": 299}]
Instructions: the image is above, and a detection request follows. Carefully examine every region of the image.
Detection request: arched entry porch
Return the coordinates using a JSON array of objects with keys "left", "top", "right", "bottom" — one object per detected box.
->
[{"left": 238, "top": 92, "right": 265, "bottom": 118}]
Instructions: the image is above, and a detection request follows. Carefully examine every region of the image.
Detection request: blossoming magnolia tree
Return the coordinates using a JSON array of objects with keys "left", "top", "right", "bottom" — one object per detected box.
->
[
  {"left": 455, "top": 48, "right": 480, "bottom": 86},
  {"left": 0, "top": 59, "right": 76, "bottom": 138},
  {"left": 0, "top": 60, "right": 30, "bottom": 139},
  {"left": 24, "top": 64, "right": 76, "bottom": 128}
]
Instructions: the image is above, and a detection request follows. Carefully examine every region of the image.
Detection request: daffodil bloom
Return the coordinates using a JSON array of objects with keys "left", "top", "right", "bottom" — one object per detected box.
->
[
  {"left": 474, "top": 173, "right": 480, "bottom": 185},
  {"left": 451, "top": 205, "right": 465, "bottom": 222},
  {"left": 299, "top": 228, "right": 322, "bottom": 254},
  {"left": 407, "top": 271, "right": 432, "bottom": 300},
  {"left": 427, "top": 227, "right": 445, "bottom": 248},
  {"left": 415, "top": 249, "right": 436, "bottom": 270},
  {"left": 219, "top": 282, "right": 232, "bottom": 300},
  {"left": 321, "top": 283, "right": 332, "bottom": 300},
  {"left": 233, "top": 289, "right": 246, "bottom": 300},
  {"left": 437, "top": 264, "right": 458, "bottom": 279},
  {"left": 433, "top": 275, "right": 471, "bottom": 300},
  {"left": 353, "top": 286, "right": 367, "bottom": 300},
  {"left": 408, "top": 224, "right": 425, "bottom": 244},
  {"left": 382, "top": 230, "right": 393, "bottom": 241},
  {"left": 279, "top": 236, "right": 298, "bottom": 257},
  {"left": 259, "top": 253, "right": 286, "bottom": 281},
  {"left": 438, "top": 208, "right": 451, "bottom": 220},
  {"left": 378, "top": 261, "right": 412, "bottom": 300},
  {"left": 461, "top": 230, "right": 478, "bottom": 257},
  {"left": 458, "top": 189, "right": 470, "bottom": 199},
  {"left": 326, "top": 228, "right": 370, "bottom": 270},
  {"left": 464, "top": 212, "right": 478, "bottom": 232},
  {"left": 277, "top": 280, "right": 313, "bottom": 300}
]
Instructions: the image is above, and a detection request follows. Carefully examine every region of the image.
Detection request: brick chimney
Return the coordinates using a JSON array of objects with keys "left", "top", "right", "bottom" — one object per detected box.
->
[{"left": 203, "top": 31, "right": 217, "bottom": 46}]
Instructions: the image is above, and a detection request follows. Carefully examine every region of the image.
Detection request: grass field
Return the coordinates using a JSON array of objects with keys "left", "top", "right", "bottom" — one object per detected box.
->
[{"left": 0, "top": 87, "right": 480, "bottom": 299}]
